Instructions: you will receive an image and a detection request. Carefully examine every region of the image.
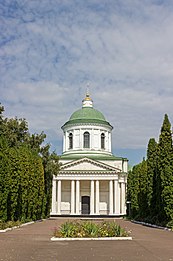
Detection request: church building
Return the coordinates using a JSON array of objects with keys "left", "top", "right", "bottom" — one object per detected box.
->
[{"left": 51, "top": 93, "right": 128, "bottom": 216}]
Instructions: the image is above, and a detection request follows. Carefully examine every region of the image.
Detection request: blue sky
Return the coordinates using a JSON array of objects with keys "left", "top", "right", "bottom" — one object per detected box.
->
[{"left": 1, "top": 0, "right": 173, "bottom": 166}]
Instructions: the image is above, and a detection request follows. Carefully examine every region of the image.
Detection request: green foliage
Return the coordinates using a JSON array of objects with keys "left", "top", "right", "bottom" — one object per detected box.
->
[
  {"left": 127, "top": 166, "right": 139, "bottom": 217},
  {"left": 127, "top": 159, "right": 148, "bottom": 218},
  {"left": 167, "top": 220, "right": 173, "bottom": 230},
  {"left": 0, "top": 137, "right": 10, "bottom": 221},
  {"left": 0, "top": 104, "right": 60, "bottom": 222},
  {"left": 59, "top": 222, "right": 80, "bottom": 238},
  {"left": 157, "top": 114, "right": 173, "bottom": 222},
  {"left": 138, "top": 159, "right": 148, "bottom": 217},
  {"left": 0, "top": 220, "right": 22, "bottom": 230},
  {"left": 42, "top": 149, "right": 60, "bottom": 217},
  {"left": 127, "top": 114, "right": 173, "bottom": 226},
  {"left": 2, "top": 117, "right": 29, "bottom": 147},
  {"left": 146, "top": 138, "right": 157, "bottom": 215},
  {"left": 82, "top": 221, "right": 99, "bottom": 237},
  {"left": 53, "top": 221, "right": 129, "bottom": 238}
]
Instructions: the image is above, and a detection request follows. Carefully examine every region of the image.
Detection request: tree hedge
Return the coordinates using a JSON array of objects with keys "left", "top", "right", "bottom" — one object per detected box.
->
[
  {"left": 127, "top": 114, "right": 173, "bottom": 226},
  {"left": 0, "top": 104, "right": 60, "bottom": 222}
]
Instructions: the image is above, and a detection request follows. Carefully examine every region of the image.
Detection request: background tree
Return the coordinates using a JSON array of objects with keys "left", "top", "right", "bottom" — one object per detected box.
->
[
  {"left": 157, "top": 114, "right": 173, "bottom": 222},
  {"left": 127, "top": 164, "right": 140, "bottom": 218},
  {"left": 138, "top": 159, "right": 148, "bottom": 218},
  {"left": 0, "top": 104, "right": 60, "bottom": 222},
  {"left": 127, "top": 113, "right": 173, "bottom": 227},
  {"left": 146, "top": 138, "right": 157, "bottom": 217}
]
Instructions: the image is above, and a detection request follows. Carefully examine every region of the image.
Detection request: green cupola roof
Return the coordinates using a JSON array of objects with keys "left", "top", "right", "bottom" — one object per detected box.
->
[
  {"left": 70, "top": 107, "right": 106, "bottom": 121},
  {"left": 62, "top": 93, "right": 113, "bottom": 129}
]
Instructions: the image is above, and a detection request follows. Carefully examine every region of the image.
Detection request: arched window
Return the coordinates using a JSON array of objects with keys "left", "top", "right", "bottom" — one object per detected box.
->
[
  {"left": 101, "top": 133, "right": 105, "bottom": 149},
  {"left": 83, "top": 131, "right": 90, "bottom": 148},
  {"left": 69, "top": 133, "right": 73, "bottom": 149}
]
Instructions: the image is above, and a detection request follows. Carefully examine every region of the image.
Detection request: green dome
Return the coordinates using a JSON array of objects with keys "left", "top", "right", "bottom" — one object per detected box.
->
[
  {"left": 61, "top": 93, "right": 113, "bottom": 129},
  {"left": 62, "top": 107, "right": 112, "bottom": 129},
  {"left": 70, "top": 107, "right": 106, "bottom": 121}
]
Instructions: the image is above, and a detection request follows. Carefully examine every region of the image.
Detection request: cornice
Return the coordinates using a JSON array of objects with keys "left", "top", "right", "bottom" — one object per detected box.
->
[
  {"left": 59, "top": 170, "right": 116, "bottom": 175},
  {"left": 62, "top": 121, "right": 113, "bottom": 130}
]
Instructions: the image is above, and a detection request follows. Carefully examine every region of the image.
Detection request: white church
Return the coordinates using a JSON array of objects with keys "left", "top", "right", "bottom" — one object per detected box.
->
[{"left": 51, "top": 93, "right": 128, "bottom": 216}]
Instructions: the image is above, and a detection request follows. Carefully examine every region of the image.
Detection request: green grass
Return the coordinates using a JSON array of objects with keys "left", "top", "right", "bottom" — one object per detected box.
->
[
  {"left": 0, "top": 220, "right": 22, "bottom": 230},
  {"left": 53, "top": 221, "right": 129, "bottom": 238}
]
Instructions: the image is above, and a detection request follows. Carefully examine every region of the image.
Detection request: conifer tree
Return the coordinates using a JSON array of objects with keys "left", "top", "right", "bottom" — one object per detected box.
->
[
  {"left": 0, "top": 104, "right": 60, "bottom": 221},
  {"left": 138, "top": 159, "right": 148, "bottom": 218},
  {"left": 157, "top": 114, "right": 173, "bottom": 222},
  {"left": 127, "top": 165, "right": 140, "bottom": 218},
  {"left": 146, "top": 138, "right": 157, "bottom": 216},
  {"left": 127, "top": 114, "right": 173, "bottom": 225}
]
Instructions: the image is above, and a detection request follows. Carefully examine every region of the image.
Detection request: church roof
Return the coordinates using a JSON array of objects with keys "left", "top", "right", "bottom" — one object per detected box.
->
[
  {"left": 70, "top": 107, "right": 106, "bottom": 121},
  {"left": 62, "top": 93, "right": 112, "bottom": 129},
  {"left": 60, "top": 152, "right": 128, "bottom": 161}
]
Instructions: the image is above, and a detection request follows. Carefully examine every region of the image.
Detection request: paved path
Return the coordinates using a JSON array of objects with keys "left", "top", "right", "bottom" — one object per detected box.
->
[{"left": 0, "top": 218, "right": 173, "bottom": 261}]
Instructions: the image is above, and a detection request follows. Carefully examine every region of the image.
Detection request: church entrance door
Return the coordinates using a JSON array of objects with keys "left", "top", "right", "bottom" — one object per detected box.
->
[{"left": 81, "top": 196, "right": 90, "bottom": 215}]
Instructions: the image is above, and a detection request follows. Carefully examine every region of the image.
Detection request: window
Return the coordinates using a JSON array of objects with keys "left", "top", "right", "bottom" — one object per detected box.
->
[
  {"left": 101, "top": 133, "right": 105, "bottom": 149},
  {"left": 69, "top": 133, "right": 73, "bottom": 149},
  {"left": 83, "top": 131, "right": 90, "bottom": 148}
]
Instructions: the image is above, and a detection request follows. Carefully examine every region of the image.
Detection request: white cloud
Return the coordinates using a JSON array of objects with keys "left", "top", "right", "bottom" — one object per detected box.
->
[{"left": 1, "top": 0, "right": 173, "bottom": 164}]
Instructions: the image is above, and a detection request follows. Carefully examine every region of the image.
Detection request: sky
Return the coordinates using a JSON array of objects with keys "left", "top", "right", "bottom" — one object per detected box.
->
[{"left": 1, "top": 0, "right": 173, "bottom": 166}]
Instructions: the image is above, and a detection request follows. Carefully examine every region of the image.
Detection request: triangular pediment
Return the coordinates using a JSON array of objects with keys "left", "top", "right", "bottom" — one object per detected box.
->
[{"left": 60, "top": 157, "right": 120, "bottom": 172}]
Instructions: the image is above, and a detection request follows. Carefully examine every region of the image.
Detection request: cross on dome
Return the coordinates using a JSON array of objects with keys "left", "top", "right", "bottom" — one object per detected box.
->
[{"left": 82, "top": 84, "right": 93, "bottom": 108}]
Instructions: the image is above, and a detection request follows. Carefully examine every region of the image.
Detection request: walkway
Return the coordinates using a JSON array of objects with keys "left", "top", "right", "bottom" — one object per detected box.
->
[{"left": 0, "top": 218, "right": 173, "bottom": 261}]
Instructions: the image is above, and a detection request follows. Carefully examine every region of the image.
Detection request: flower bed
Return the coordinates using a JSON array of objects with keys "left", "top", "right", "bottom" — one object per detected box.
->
[{"left": 53, "top": 221, "right": 131, "bottom": 239}]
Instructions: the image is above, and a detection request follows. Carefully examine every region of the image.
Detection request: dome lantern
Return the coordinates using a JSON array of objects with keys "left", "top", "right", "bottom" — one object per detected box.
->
[{"left": 82, "top": 92, "right": 93, "bottom": 108}]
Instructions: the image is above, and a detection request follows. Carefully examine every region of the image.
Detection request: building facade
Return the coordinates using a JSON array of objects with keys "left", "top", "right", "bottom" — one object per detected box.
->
[{"left": 51, "top": 93, "right": 128, "bottom": 216}]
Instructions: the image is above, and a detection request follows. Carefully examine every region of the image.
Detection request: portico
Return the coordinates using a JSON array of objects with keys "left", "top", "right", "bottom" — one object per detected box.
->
[{"left": 51, "top": 177, "right": 127, "bottom": 216}]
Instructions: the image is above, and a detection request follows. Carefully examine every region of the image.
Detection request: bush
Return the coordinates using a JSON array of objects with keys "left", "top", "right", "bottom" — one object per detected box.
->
[
  {"left": 0, "top": 220, "right": 21, "bottom": 230},
  {"left": 167, "top": 220, "right": 173, "bottom": 230}
]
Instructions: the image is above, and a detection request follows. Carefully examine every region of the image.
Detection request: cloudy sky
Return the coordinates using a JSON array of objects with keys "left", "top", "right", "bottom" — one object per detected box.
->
[{"left": 1, "top": 0, "right": 173, "bottom": 166}]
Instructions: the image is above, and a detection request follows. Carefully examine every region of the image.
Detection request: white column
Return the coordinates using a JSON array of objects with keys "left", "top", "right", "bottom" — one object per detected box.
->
[
  {"left": 63, "top": 132, "right": 65, "bottom": 152},
  {"left": 79, "top": 128, "right": 82, "bottom": 149},
  {"left": 65, "top": 132, "right": 68, "bottom": 151},
  {"left": 121, "top": 182, "right": 126, "bottom": 215},
  {"left": 90, "top": 180, "right": 95, "bottom": 214},
  {"left": 90, "top": 128, "right": 93, "bottom": 149},
  {"left": 51, "top": 179, "right": 57, "bottom": 213},
  {"left": 76, "top": 180, "right": 80, "bottom": 214},
  {"left": 109, "top": 180, "right": 113, "bottom": 215},
  {"left": 71, "top": 180, "right": 75, "bottom": 214},
  {"left": 96, "top": 180, "right": 100, "bottom": 215},
  {"left": 57, "top": 180, "right": 61, "bottom": 214},
  {"left": 105, "top": 132, "right": 108, "bottom": 151},
  {"left": 108, "top": 132, "right": 112, "bottom": 152},
  {"left": 114, "top": 180, "right": 120, "bottom": 214}
]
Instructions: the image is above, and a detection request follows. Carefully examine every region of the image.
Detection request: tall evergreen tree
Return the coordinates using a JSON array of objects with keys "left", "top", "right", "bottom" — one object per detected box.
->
[
  {"left": 146, "top": 138, "right": 157, "bottom": 216},
  {"left": 127, "top": 165, "right": 140, "bottom": 218},
  {"left": 0, "top": 104, "right": 60, "bottom": 221},
  {"left": 138, "top": 159, "right": 148, "bottom": 218},
  {"left": 127, "top": 114, "right": 173, "bottom": 225},
  {"left": 42, "top": 148, "right": 60, "bottom": 217},
  {"left": 157, "top": 114, "right": 173, "bottom": 222}
]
